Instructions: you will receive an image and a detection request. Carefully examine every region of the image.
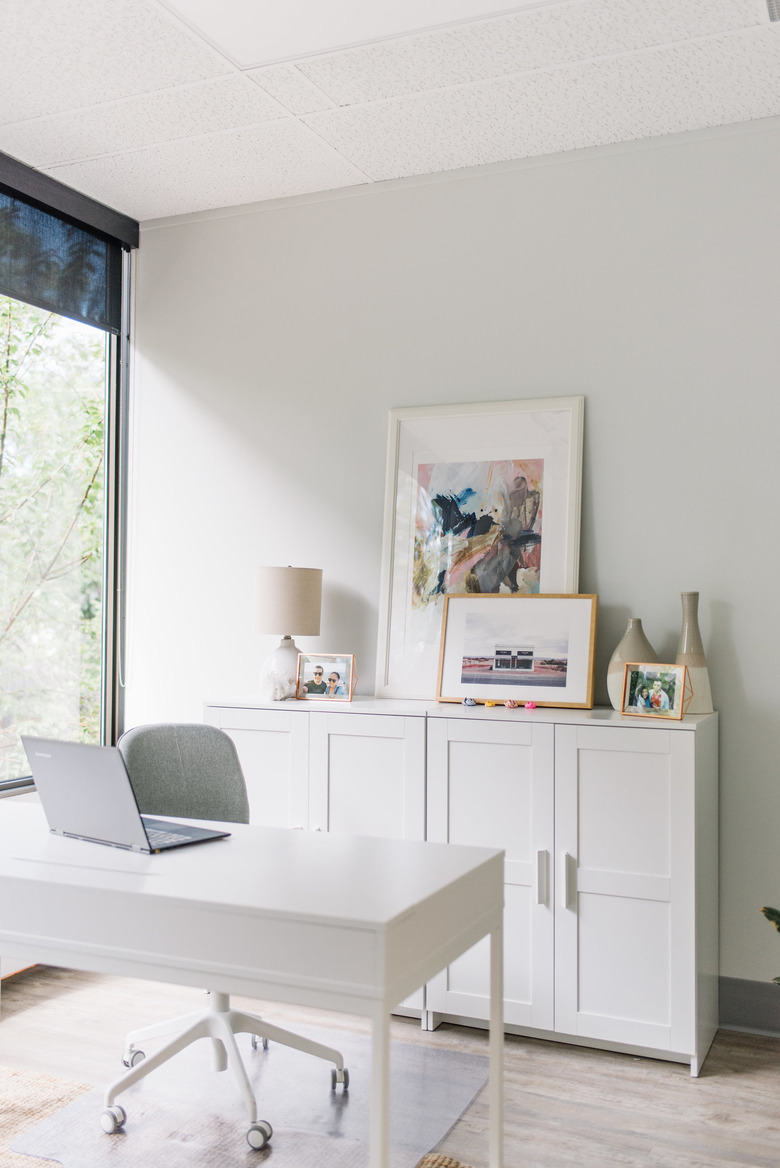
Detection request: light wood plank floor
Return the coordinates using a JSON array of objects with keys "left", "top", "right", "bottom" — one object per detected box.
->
[{"left": 1, "top": 966, "right": 779, "bottom": 1167}]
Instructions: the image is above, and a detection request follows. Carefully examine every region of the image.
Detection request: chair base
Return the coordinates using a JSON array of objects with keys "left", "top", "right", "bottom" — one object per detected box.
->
[{"left": 103, "top": 991, "right": 347, "bottom": 1129}]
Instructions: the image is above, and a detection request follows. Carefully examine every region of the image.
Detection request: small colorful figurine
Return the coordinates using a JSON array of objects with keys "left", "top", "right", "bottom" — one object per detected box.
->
[
  {"left": 484, "top": 700, "right": 496, "bottom": 707},
  {"left": 504, "top": 700, "right": 519, "bottom": 709},
  {"left": 524, "top": 701, "right": 537, "bottom": 710},
  {"left": 462, "top": 697, "right": 477, "bottom": 706}
]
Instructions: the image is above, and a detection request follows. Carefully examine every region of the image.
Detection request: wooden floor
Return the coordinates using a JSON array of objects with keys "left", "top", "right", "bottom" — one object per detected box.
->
[{"left": 2, "top": 966, "right": 780, "bottom": 1167}]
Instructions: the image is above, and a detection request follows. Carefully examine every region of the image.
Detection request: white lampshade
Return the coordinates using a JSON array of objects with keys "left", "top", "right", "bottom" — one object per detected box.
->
[
  {"left": 257, "top": 567, "right": 322, "bottom": 701},
  {"left": 257, "top": 566, "right": 322, "bottom": 635}
]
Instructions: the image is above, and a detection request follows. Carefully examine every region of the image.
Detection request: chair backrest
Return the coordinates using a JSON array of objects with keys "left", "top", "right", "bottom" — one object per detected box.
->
[{"left": 117, "top": 724, "right": 250, "bottom": 825}]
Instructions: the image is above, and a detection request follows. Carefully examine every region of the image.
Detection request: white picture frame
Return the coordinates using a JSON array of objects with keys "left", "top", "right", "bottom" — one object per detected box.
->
[{"left": 375, "top": 396, "right": 584, "bottom": 699}]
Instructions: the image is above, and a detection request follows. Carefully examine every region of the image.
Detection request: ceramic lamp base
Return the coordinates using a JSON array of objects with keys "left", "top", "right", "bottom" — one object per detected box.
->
[{"left": 258, "top": 636, "right": 300, "bottom": 701}]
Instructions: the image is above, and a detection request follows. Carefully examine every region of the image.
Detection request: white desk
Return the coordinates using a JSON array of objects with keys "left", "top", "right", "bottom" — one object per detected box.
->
[{"left": 0, "top": 803, "right": 504, "bottom": 1168}]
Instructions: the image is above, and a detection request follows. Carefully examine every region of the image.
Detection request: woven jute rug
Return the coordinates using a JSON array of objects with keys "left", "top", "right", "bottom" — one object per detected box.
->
[
  {"left": 0, "top": 1066, "right": 91, "bottom": 1168},
  {"left": 415, "top": 1156, "right": 474, "bottom": 1168}
]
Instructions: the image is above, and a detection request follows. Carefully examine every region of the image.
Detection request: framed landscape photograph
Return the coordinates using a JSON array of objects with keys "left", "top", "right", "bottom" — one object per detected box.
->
[
  {"left": 296, "top": 654, "right": 356, "bottom": 702},
  {"left": 436, "top": 593, "right": 597, "bottom": 708},
  {"left": 621, "top": 663, "right": 689, "bottom": 720},
  {"left": 375, "top": 396, "right": 585, "bottom": 699}
]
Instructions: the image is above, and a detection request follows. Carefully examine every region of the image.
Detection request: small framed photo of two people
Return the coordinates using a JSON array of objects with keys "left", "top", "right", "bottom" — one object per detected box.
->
[
  {"left": 296, "top": 654, "right": 356, "bottom": 701},
  {"left": 621, "top": 663, "right": 690, "bottom": 720}
]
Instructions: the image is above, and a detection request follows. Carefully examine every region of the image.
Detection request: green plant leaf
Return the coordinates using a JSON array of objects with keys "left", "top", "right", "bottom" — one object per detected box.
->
[{"left": 761, "top": 906, "right": 780, "bottom": 932}]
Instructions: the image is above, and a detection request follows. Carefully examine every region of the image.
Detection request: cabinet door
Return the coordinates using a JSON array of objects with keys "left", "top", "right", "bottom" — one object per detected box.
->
[
  {"left": 555, "top": 724, "right": 695, "bottom": 1055},
  {"left": 308, "top": 714, "right": 425, "bottom": 840},
  {"left": 204, "top": 706, "right": 309, "bottom": 829},
  {"left": 426, "top": 717, "right": 554, "bottom": 1030},
  {"left": 308, "top": 712, "right": 426, "bottom": 1012}
]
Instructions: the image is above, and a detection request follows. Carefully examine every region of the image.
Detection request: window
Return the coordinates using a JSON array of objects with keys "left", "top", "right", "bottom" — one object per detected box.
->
[{"left": 0, "top": 154, "right": 138, "bottom": 785}]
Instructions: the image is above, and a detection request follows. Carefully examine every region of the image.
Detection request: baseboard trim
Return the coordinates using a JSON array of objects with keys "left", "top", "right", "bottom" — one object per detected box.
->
[{"left": 719, "top": 976, "right": 780, "bottom": 1036}]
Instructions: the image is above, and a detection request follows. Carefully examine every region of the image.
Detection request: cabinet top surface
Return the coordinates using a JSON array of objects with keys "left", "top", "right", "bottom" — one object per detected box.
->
[{"left": 204, "top": 696, "right": 717, "bottom": 731}]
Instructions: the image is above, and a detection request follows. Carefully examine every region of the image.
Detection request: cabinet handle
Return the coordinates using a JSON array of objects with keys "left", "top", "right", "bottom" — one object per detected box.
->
[
  {"left": 535, "top": 849, "right": 549, "bottom": 906},
  {"left": 561, "top": 852, "right": 575, "bottom": 909}
]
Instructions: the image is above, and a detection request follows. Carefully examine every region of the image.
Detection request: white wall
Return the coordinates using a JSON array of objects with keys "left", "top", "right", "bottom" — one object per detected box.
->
[{"left": 127, "top": 119, "right": 780, "bottom": 983}]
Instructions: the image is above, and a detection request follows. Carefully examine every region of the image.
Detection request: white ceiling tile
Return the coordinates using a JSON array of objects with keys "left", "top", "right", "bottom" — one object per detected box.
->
[
  {"left": 248, "top": 65, "right": 337, "bottom": 115},
  {"left": 302, "top": 28, "right": 780, "bottom": 182},
  {"left": 43, "top": 121, "right": 370, "bottom": 221},
  {"left": 162, "top": 0, "right": 543, "bottom": 68},
  {"left": 0, "top": 0, "right": 233, "bottom": 123},
  {"left": 0, "top": 76, "right": 284, "bottom": 168},
  {"left": 298, "top": 0, "right": 762, "bottom": 106}
]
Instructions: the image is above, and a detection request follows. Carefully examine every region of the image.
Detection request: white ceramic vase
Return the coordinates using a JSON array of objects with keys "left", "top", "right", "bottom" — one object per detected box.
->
[
  {"left": 675, "top": 591, "right": 713, "bottom": 714},
  {"left": 607, "top": 617, "right": 658, "bottom": 711}
]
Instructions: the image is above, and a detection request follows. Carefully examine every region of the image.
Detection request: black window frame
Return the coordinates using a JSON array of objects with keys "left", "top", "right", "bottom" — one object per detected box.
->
[{"left": 0, "top": 152, "right": 138, "bottom": 791}]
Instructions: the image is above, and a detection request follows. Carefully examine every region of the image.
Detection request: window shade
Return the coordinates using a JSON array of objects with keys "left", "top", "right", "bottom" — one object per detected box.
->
[{"left": 0, "top": 190, "right": 123, "bottom": 333}]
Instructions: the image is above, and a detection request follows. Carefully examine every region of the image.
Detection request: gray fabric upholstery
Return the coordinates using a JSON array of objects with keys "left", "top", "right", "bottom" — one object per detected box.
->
[{"left": 118, "top": 724, "right": 250, "bottom": 825}]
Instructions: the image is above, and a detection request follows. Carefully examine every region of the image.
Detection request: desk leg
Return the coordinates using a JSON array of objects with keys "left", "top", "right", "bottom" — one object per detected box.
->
[
  {"left": 489, "top": 922, "right": 504, "bottom": 1168},
  {"left": 369, "top": 1009, "right": 391, "bottom": 1168}
]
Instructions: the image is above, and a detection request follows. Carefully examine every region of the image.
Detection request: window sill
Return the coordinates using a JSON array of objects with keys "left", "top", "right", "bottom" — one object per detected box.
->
[{"left": 0, "top": 776, "right": 35, "bottom": 798}]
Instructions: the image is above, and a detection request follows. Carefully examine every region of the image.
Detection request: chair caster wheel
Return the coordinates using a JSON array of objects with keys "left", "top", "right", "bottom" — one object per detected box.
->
[
  {"left": 246, "top": 1119, "right": 273, "bottom": 1149},
  {"left": 100, "top": 1104, "right": 127, "bottom": 1133},
  {"left": 123, "top": 1048, "right": 145, "bottom": 1068},
  {"left": 250, "top": 1034, "right": 269, "bottom": 1052},
  {"left": 331, "top": 1066, "right": 349, "bottom": 1090}
]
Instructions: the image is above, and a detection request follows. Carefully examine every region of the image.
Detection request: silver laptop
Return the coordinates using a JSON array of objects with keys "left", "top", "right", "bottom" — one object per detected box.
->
[{"left": 22, "top": 737, "right": 231, "bottom": 854}]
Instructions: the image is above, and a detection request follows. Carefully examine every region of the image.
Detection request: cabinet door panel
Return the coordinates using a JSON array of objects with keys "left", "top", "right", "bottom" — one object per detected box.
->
[
  {"left": 204, "top": 707, "right": 309, "bottom": 828},
  {"left": 309, "top": 714, "right": 425, "bottom": 840},
  {"left": 427, "top": 718, "right": 554, "bottom": 1029},
  {"left": 578, "top": 745, "right": 671, "bottom": 876},
  {"left": 308, "top": 713, "right": 426, "bottom": 1011},
  {"left": 444, "top": 883, "right": 531, "bottom": 1007},
  {"left": 555, "top": 724, "right": 694, "bottom": 1053}
]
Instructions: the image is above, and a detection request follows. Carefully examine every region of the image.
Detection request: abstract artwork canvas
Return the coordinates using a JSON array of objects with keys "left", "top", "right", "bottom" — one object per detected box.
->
[
  {"left": 414, "top": 458, "right": 544, "bottom": 606},
  {"left": 376, "top": 397, "right": 584, "bottom": 699}
]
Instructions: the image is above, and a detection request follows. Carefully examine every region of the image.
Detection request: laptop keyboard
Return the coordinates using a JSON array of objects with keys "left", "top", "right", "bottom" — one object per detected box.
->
[{"left": 146, "top": 827, "right": 190, "bottom": 847}]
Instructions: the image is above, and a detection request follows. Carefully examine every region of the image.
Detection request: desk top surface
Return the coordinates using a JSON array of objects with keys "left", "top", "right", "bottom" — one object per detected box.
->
[{"left": 0, "top": 803, "right": 502, "bottom": 931}]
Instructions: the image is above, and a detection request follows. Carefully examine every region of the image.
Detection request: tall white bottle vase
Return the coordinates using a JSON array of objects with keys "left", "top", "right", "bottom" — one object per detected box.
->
[
  {"left": 607, "top": 618, "right": 658, "bottom": 711},
  {"left": 676, "top": 591, "right": 713, "bottom": 714}
]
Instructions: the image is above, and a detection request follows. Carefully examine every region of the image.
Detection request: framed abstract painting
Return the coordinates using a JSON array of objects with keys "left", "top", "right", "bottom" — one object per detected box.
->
[{"left": 375, "top": 396, "right": 584, "bottom": 699}]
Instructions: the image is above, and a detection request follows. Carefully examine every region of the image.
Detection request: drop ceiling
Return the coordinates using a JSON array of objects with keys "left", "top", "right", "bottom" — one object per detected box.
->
[{"left": 1, "top": 0, "right": 778, "bottom": 224}]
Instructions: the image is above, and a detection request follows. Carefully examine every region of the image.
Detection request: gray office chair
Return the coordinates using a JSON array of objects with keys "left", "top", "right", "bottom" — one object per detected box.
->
[{"left": 101, "top": 723, "right": 348, "bottom": 1150}]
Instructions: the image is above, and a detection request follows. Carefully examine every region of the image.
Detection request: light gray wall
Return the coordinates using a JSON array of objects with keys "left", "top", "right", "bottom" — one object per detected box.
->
[{"left": 128, "top": 119, "right": 780, "bottom": 983}]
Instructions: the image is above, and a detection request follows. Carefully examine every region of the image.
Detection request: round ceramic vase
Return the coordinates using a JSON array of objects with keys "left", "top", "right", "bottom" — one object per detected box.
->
[
  {"left": 607, "top": 618, "right": 658, "bottom": 711},
  {"left": 675, "top": 592, "right": 713, "bottom": 714}
]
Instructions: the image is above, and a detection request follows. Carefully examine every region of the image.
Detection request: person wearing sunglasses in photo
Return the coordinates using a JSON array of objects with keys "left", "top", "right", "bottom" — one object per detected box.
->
[
  {"left": 325, "top": 670, "right": 347, "bottom": 697},
  {"left": 304, "top": 666, "right": 327, "bottom": 694}
]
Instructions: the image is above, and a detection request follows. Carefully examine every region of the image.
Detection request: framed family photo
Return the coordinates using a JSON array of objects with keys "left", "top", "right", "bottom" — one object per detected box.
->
[
  {"left": 375, "top": 396, "right": 585, "bottom": 700},
  {"left": 436, "top": 593, "right": 597, "bottom": 708},
  {"left": 621, "top": 663, "right": 690, "bottom": 720},
  {"left": 296, "top": 654, "right": 356, "bottom": 702}
]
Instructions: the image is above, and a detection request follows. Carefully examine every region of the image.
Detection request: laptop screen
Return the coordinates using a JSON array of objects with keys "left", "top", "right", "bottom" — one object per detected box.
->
[{"left": 22, "top": 737, "right": 151, "bottom": 851}]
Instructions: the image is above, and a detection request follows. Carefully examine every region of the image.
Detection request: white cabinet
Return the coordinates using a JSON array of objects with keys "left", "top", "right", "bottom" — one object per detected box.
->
[
  {"left": 204, "top": 698, "right": 718, "bottom": 1072},
  {"left": 426, "top": 707, "right": 719, "bottom": 1075}
]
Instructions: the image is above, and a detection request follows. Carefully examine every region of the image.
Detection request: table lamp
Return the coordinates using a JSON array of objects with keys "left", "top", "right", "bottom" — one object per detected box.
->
[{"left": 257, "top": 566, "right": 322, "bottom": 700}]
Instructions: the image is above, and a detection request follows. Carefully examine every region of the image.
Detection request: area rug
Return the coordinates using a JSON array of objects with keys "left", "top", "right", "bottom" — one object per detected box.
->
[
  {"left": 10, "top": 1024, "right": 487, "bottom": 1167},
  {"left": 0, "top": 1067, "right": 92, "bottom": 1168}
]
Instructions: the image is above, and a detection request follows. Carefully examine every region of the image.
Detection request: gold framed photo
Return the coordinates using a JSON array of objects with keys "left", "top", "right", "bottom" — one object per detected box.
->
[
  {"left": 621, "top": 663, "right": 690, "bottom": 720},
  {"left": 436, "top": 593, "right": 597, "bottom": 708}
]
